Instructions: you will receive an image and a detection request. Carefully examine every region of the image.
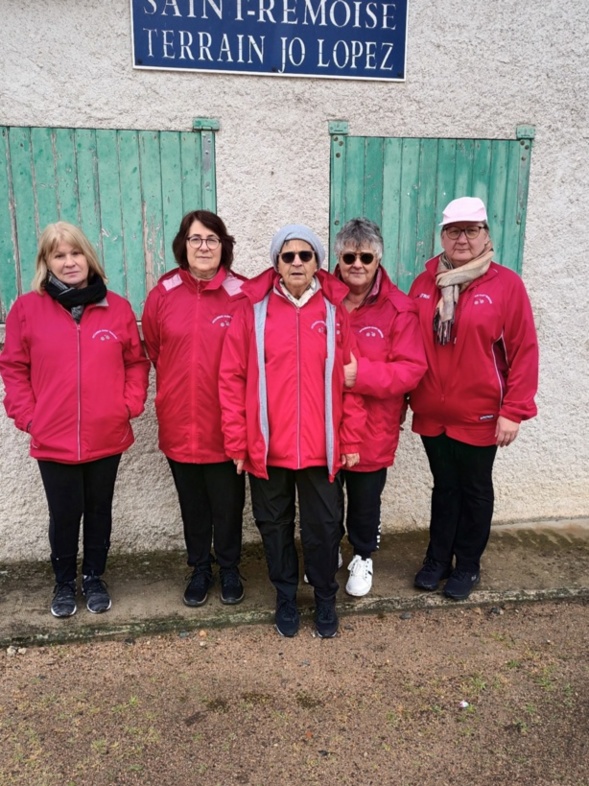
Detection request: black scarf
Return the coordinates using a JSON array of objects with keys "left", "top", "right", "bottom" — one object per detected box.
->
[{"left": 45, "top": 273, "right": 107, "bottom": 322}]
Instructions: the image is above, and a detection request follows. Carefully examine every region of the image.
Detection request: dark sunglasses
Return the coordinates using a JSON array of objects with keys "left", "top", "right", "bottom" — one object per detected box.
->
[
  {"left": 280, "top": 250, "right": 315, "bottom": 263},
  {"left": 341, "top": 252, "right": 375, "bottom": 265}
]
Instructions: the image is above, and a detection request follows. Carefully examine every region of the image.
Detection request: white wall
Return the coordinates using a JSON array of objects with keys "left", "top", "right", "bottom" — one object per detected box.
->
[{"left": 1, "top": 0, "right": 588, "bottom": 561}]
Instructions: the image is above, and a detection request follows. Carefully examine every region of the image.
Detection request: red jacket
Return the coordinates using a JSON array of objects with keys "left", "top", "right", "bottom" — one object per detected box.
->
[
  {"left": 219, "top": 268, "right": 366, "bottom": 480},
  {"left": 335, "top": 267, "right": 427, "bottom": 471},
  {"left": 142, "top": 266, "right": 247, "bottom": 463},
  {"left": 408, "top": 256, "right": 539, "bottom": 446},
  {"left": 0, "top": 290, "right": 149, "bottom": 463}
]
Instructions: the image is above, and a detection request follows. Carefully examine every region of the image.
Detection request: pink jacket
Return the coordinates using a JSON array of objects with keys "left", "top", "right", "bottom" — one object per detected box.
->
[
  {"left": 0, "top": 290, "right": 149, "bottom": 463},
  {"left": 142, "top": 266, "right": 247, "bottom": 463},
  {"left": 408, "top": 256, "right": 539, "bottom": 446},
  {"left": 219, "top": 268, "right": 366, "bottom": 480},
  {"left": 336, "top": 267, "right": 427, "bottom": 471}
]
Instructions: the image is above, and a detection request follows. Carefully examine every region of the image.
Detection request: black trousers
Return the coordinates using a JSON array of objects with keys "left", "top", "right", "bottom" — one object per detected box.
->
[
  {"left": 167, "top": 459, "right": 245, "bottom": 570},
  {"left": 249, "top": 465, "right": 343, "bottom": 603},
  {"left": 342, "top": 468, "right": 387, "bottom": 558},
  {"left": 421, "top": 434, "right": 498, "bottom": 573},
  {"left": 38, "top": 454, "right": 122, "bottom": 584}
]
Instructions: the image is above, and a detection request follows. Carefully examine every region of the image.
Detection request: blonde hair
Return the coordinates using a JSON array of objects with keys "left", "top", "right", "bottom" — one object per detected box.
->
[{"left": 32, "top": 222, "right": 107, "bottom": 293}]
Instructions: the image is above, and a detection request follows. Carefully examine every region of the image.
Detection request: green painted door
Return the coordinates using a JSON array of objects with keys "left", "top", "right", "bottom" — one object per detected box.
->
[
  {"left": 329, "top": 123, "right": 534, "bottom": 291},
  {"left": 0, "top": 120, "right": 218, "bottom": 319}
]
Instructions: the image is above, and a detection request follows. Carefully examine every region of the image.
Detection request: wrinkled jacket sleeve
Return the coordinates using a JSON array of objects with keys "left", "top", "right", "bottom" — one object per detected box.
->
[
  {"left": 121, "top": 300, "right": 150, "bottom": 419},
  {"left": 337, "top": 306, "right": 366, "bottom": 453},
  {"left": 0, "top": 299, "right": 36, "bottom": 432},
  {"left": 499, "top": 276, "right": 539, "bottom": 423},
  {"left": 141, "top": 286, "right": 161, "bottom": 367},
  {"left": 219, "top": 302, "right": 250, "bottom": 460},
  {"left": 354, "top": 304, "right": 427, "bottom": 400}
]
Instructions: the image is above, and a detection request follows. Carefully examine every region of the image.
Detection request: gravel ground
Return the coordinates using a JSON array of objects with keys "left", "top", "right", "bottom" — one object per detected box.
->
[{"left": 1, "top": 599, "right": 588, "bottom": 786}]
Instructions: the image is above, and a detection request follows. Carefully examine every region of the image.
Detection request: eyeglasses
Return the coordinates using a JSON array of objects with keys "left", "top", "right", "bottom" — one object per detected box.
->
[
  {"left": 279, "top": 250, "right": 315, "bottom": 263},
  {"left": 187, "top": 235, "right": 221, "bottom": 250},
  {"left": 340, "top": 252, "right": 375, "bottom": 265},
  {"left": 443, "top": 226, "right": 487, "bottom": 240}
]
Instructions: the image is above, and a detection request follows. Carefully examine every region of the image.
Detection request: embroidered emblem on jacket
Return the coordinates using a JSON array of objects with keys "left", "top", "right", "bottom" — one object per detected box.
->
[
  {"left": 92, "top": 329, "right": 119, "bottom": 341},
  {"left": 212, "top": 314, "right": 233, "bottom": 328},
  {"left": 474, "top": 294, "right": 493, "bottom": 305},
  {"left": 358, "top": 326, "right": 385, "bottom": 339}
]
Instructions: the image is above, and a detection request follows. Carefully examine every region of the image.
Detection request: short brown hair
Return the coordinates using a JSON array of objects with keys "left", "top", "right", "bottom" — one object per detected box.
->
[{"left": 172, "top": 210, "right": 235, "bottom": 270}]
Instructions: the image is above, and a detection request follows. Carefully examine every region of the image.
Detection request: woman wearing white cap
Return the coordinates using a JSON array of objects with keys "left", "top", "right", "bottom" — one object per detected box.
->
[
  {"left": 409, "top": 197, "right": 539, "bottom": 600},
  {"left": 219, "top": 224, "right": 365, "bottom": 638}
]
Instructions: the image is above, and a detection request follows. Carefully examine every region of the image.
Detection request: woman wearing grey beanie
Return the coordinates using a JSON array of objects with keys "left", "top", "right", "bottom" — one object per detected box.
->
[{"left": 219, "top": 224, "right": 365, "bottom": 638}]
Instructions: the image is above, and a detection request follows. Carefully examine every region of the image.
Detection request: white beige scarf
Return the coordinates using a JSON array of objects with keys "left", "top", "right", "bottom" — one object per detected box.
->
[{"left": 434, "top": 243, "right": 494, "bottom": 345}]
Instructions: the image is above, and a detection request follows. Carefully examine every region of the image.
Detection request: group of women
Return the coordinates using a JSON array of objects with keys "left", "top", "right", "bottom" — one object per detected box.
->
[{"left": 0, "top": 196, "right": 539, "bottom": 636}]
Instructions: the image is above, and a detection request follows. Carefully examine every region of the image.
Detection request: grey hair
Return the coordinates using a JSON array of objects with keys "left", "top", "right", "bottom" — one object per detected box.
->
[{"left": 334, "top": 218, "right": 384, "bottom": 261}]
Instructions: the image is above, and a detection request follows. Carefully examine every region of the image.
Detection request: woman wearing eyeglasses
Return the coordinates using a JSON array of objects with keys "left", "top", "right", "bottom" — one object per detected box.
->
[
  {"left": 219, "top": 224, "right": 365, "bottom": 638},
  {"left": 142, "top": 210, "right": 247, "bottom": 608},
  {"left": 409, "top": 197, "right": 539, "bottom": 600},
  {"left": 334, "top": 218, "right": 427, "bottom": 597}
]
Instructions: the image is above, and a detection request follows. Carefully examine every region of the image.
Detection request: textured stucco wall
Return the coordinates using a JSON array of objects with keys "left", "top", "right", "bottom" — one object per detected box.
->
[{"left": 1, "top": 0, "right": 588, "bottom": 562}]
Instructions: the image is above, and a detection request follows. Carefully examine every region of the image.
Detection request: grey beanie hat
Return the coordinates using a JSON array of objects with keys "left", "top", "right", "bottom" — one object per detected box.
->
[{"left": 270, "top": 224, "right": 326, "bottom": 269}]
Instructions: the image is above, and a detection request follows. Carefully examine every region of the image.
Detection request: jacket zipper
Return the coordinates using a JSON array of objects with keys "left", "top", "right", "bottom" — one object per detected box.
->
[
  {"left": 76, "top": 322, "right": 82, "bottom": 461},
  {"left": 296, "top": 308, "right": 301, "bottom": 468},
  {"left": 192, "top": 285, "right": 201, "bottom": 452}
]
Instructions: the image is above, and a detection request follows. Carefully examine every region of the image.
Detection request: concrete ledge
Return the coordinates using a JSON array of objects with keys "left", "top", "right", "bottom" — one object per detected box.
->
[{"left": 1, "top": 523, "right": 589, "bottom": 648}]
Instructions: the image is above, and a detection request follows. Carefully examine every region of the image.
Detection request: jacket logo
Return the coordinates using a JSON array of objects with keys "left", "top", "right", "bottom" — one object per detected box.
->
[
  {"left": 474, "top": 294, "right": 493, "bottom": 305},
  {"left": 358, "top": 325, "right": 384, "bottom": 339},
  {"left": 417, "top": 293, "right": 431, "bottom": 299},
  {"left": 311, "top": 319, "right": 327, "bottom": 334},
  {"left": 212, "top": 314, "right": 233, "bottom": 328},
  {"left": 479, "top": 414, "right": 495, "bottom": 421},
  {"left": 92, "top": 329, "right": 119, "bottom": 341}
]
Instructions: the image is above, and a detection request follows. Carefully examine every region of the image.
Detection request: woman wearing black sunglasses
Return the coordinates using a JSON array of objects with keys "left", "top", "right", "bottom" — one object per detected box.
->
[
  {"left": 334, "top": 218, "right": 427, "bottom": 597},
  {"left": 219, "top": 224, "right": 365, "bottom": 639}
]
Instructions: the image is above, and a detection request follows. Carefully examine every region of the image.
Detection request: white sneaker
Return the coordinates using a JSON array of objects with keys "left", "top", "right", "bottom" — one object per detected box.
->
[
  {"left": 345, "top": 555, "right": 373, "bottom": 597},
  {"left": 304, "top": 548, "right": 343, "bottom": 584}
]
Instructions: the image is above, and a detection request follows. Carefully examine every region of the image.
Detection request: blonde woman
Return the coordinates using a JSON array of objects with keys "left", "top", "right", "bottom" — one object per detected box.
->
[{"left": 0, "top": 222, "right": 149, "bottom": 617}]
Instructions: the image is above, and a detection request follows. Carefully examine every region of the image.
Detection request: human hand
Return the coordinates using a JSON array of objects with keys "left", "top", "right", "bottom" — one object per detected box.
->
[
  {"left": 234, "top": 458, "right": 245, "bottom": 474},
  {"left": 495, "top": 416, "right": 519, "bottom": 447},
  {"left": 341, "top": 453, "right": 360, "bottom": 468},
  {"left": 344, "top": 352, "right": 358, "bottom": 388}
]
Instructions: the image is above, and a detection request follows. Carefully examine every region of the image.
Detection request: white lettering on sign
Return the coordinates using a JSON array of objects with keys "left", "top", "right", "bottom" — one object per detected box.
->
[
  {"left": 318, "top": 39, "right": 391, "bottom": 70},
  {"left": 142, "top": 0, "right": 399, "bottom": 28},
  {"left": 279, "top": 36, "right": 306, "bottom": 71},
  {"left": 144, "top": 28, "right": 267, "bottom": 63}
]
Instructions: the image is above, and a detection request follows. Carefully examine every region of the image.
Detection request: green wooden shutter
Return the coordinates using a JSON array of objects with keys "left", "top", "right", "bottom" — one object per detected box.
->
[
  {"left": 329, "top": 123, "right": 534, "bottom": 292},
  {"left": 0, "top": 119, "right": 218, "bottom": 320}
]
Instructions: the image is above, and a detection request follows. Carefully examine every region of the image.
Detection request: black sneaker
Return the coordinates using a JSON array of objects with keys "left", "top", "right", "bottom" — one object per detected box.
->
[
  {"left": 414, "top": 558, "right": 452, "bottom": 591},
  {"left": 82, "top": 575, "right": 112, "bottom": 614},
  {"left": 275, "top": 597, "right": 300, "bottom": 637},
  {"left": 51, "top": 581, "right": 77, "bottom": 618},
  {"left": 220, "top": 567, "right": 244, "bottom": 605},
  {"left": 315, "top": 600, "right": 339, "bottom": 638},
  {"left": 443, "top": 570, "right": 480, "bottom": 601},
  {"left": 183, "top": 569, "right": 212, "bottom": 607}
]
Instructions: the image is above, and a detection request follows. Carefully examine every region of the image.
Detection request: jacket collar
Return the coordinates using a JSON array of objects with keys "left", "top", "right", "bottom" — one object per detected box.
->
[
  {"left": 244, "top": 267, "right": 349, "bottom": 306},
  {"left": 178, "top": 265, "right": 228, "bottom": 291},
  {"left": 424, "top": 254, "right": 498, "bottom": 284}
]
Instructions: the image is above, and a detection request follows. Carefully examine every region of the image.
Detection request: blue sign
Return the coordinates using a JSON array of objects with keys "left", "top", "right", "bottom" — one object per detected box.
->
[{"left": 131, "top": 1, "right": 407, "bottom": 81}]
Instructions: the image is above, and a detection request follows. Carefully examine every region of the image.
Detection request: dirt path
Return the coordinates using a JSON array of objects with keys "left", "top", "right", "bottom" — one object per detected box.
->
[{"left": 1, "top": 599, "right": 588, "bottom": 786}]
